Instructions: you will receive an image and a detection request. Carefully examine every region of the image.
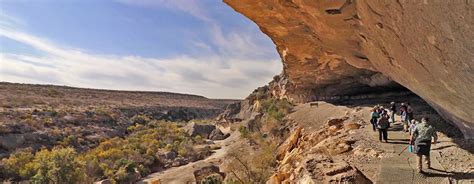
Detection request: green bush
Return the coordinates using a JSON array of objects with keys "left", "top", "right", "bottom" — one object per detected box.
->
[
  {"left": 201, "top": 174, "right": 223, "bottom": 184},
  {"left": 60, "top": 135, "right": 78, "bottom": 147},
  {"left": 27, "top": 147, "right": 84, "bottom": 184},
  {"left": 261, "top": 99, "right": 293, "bottom": 121},
  {"left": 2, "top": 149, "right": 34, "bottom": 179},
  {"left": 1, "top": 121, "right": 202, "bottom": 183}
]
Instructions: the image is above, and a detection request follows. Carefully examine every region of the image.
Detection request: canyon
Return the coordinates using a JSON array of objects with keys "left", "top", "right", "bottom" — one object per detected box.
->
[{"left": 224, "top": 0, "right": 474, "bottom": 138}]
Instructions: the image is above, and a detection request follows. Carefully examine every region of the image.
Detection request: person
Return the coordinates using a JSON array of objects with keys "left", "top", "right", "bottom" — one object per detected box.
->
[
  {"left": 389, "top": 102, "right": 397, "bottom": 123},
  {"left": 409, "top": 119, "right": 418, "bottom": 135},
  {"left": 370, "top": 107, "right": 380, "bottom": 132},
  {"left": 410, "top": 117, "right": 438, "bottom": 173},
  {"left": 400, "top": 103, "right": 409, "bottom": 132},
  {"left": 377, "top": 112, "right": 390, "bottom": 142},
  {"left": 400, "top": 103, "right": 407, "bottom": 111},
  {"left": 407, "top": 102, "right": 414, "bottom": 122},
  {"left": 377, "top": 105, "right": 384, "bottom": 114}
]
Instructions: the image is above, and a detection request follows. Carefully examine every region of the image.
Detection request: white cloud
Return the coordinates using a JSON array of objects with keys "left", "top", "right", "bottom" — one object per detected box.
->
[
  {"left": 0, "top": 2, "right": 282, "bottom": 99},
  {"left": 116, "top": 0, "right": 277, "bottom": 60},
  {"left": 0, "top": 27, "right": 282, "bottom": 99},
  {"left": 117, "top": 0, "right": 213, "bottom": 22},
  {"left": 0, "top": 12, "right": 25, "bottom": 27}
]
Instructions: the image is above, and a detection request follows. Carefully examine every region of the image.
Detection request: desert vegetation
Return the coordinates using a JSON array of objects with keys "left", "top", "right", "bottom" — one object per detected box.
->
[
  {"left": 227, "top": 98, "right": 293, "bottom": 183},
  {"left": 1, "top": 120, "right": 212, "bottom": 183},
  {"left": 0, "top": 83, "right": 236, "bottom": 183}
]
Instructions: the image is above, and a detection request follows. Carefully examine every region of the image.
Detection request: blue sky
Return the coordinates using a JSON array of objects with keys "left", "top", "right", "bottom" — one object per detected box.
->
[{"left": 0, "top": 0, "right": 281, "bottom": 98}]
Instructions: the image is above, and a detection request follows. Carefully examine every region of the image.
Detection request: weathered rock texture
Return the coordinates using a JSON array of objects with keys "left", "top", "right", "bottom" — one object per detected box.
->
[
  {"left": 224, "top": 0, "right": 474, "bottom": 138},
  {"left": 268, "top": 118, "right": 372, "bottom": 183}
]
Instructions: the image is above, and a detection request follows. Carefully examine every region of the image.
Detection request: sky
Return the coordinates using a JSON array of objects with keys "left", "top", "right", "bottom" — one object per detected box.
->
[{"left": 0, "top": 0, "right": 282, "bottom": 99}]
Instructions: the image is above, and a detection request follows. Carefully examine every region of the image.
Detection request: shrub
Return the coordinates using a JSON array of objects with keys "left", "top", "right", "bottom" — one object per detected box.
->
[
  {"left": 194, "top": 135, "right": 204, "bottom": 144},
  {"left": 44, "top": 117, "right": 54, "bottom": 126},
  {"left": 60, "top": 135, "right": 78, "bottom": 147},
  {"left": 2, "top": 149, "right": 34, "bottom": 179},
  {"left": 261, "top": 99, "right": 293, "bottom": 121},
  {"left": 44, "top": 89, "right": 63, "bottom": 97},
  {"left": 1, "top": 121, "right": 201, "bottom": 183},
  {"left": 227, "top": 142, "right": 277, "bottom": 184},
  {"left": 238, "top": 126, "right": 249, "bottom": 138},
  {"left": 27, "top": 147, "right": 85, "bottom": 184},
  {"left": 131, "top": 114, "right": 151, "bottom": 124},
  {"left": 202, "top": 174, "right": 223, "bottom": 184},
  {"left": 177, "top": 140, "right": 194, "bottom": 157}
]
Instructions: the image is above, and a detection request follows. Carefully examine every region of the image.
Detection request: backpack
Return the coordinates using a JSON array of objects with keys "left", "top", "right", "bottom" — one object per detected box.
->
[{"left": 377, "top": 117, "right": 390, "bottom": 129}]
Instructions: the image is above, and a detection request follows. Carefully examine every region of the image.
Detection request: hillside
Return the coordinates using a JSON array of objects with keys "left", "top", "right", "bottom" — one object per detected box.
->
[
  {"left": 0, "top": 82, "right": 238, "bottom": 153},
  {"left": 0, "top": 82, "right": 236, "bottom": 109}
]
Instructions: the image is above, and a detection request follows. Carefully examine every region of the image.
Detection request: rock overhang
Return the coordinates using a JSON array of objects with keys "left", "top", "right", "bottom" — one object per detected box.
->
[{"left": 224, "top": 0, "right": 474, "bottom": 138}]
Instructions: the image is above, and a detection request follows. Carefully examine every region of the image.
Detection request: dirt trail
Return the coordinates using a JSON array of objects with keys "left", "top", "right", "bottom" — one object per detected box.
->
[
  {"left": 138, "top": 131, "right": 241, "bottom": 184},
  {"left": 373, "top": 122, "right": 453, "bottom": 183},
  {"left": 289, "top": 101, "right": 473, "bottom": 183}
]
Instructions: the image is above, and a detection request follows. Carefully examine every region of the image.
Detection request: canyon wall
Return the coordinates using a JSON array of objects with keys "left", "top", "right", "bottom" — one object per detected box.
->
[{"left": 224, "top": 0, "right": 474, "bottom": 138}]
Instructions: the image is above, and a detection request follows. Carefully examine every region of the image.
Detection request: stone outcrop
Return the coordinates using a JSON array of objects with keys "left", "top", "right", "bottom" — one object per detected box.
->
[
  {"left": 184, "top": 122, "right": 216, "bottom": 138},
  {"left": 268, "top": 117, "right": 370, "bottom": 183},
  {"left": 209, "top": 128, "right": 230, "bottom": 140},
  {"left": 224, "top": 0, "right": 474, "bottom": 138}
]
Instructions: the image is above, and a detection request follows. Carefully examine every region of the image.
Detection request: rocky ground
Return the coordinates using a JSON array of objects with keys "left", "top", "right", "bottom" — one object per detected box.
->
[
  {"left": 269, "top": 98, "right": 473, "bottom": 183},
  {"left": 138, "top": 129, "right": 241, "bottom": 184},
  {"left": 138, "top": 95, "right": 473, "bottom": 183}
]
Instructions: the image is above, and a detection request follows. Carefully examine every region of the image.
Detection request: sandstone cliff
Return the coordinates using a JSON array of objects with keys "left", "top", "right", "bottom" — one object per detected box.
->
[{"left": 224, "top": 0, "right": 474, "bottom": 138}]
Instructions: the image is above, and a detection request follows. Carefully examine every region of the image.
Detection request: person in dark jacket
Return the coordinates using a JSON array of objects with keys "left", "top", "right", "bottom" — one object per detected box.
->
[
  {"left": 410, "top": 117, "right": 438, "bottom": 173},
  {"left": 377, "top": 112, "right": 390, "bottom": 142},
  {"left": 400, "top": 103, "right": 409, "bottom": 132},
  {"left": 406, "top": 102, "right": 414, "bottom": 123},
  {"left": 370, "top": 107, "right": 380, "bottom": 131}
]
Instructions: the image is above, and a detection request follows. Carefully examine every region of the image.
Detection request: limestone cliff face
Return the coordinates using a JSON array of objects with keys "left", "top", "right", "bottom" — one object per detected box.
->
[{"left": 224, "top": 0, "right": 474, "bottom": 138}]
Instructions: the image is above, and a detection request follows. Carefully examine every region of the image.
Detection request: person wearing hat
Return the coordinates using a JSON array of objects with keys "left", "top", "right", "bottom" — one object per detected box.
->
[
  {"left": 410, "top": 117, "right": 438, "bottom": 173},
  {"left": 377, "top": 111, "right": 390, "bottom": 142}
]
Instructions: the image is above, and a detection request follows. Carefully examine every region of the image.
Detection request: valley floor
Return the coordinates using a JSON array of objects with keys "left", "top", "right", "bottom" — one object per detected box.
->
[{"left": 138, "top": 130, "right": 242, "bottom": 184}]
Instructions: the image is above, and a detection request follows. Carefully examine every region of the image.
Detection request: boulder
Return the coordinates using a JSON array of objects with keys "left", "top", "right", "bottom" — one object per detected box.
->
[
  {"left": 164, "top": 151, "right": 177, "bottom": 160},
  {"left": 245, "top": 112, "right": 263, "bottom": 132},
  {"left": 326, "top": 117, "right": 348, "bottom": 127},
  {"left": 0, "top": 134, "right": 26, "bottom": 150},
  {"left": 184, "top": 122, "right": 216, "bottom": 138},
  {"left": 208, "top": 128, "right": 230, "bottom": 140},
  {"left": 171, "top": 157, "right": 187, "bottom": 167}
]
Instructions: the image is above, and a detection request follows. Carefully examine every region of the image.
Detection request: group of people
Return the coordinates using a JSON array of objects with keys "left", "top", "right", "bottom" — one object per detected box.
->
[{"left": 369, "top": 101, "right": 438, "bottom": 173}]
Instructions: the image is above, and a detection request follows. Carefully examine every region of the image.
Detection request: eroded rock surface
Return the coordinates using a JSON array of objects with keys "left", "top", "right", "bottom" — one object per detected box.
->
[
  {"left": 268, "top": 117, "right": 371, "bottom": 183},
  {"left": 224, "top": 0, "right": 474, "bottom": 138}
]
